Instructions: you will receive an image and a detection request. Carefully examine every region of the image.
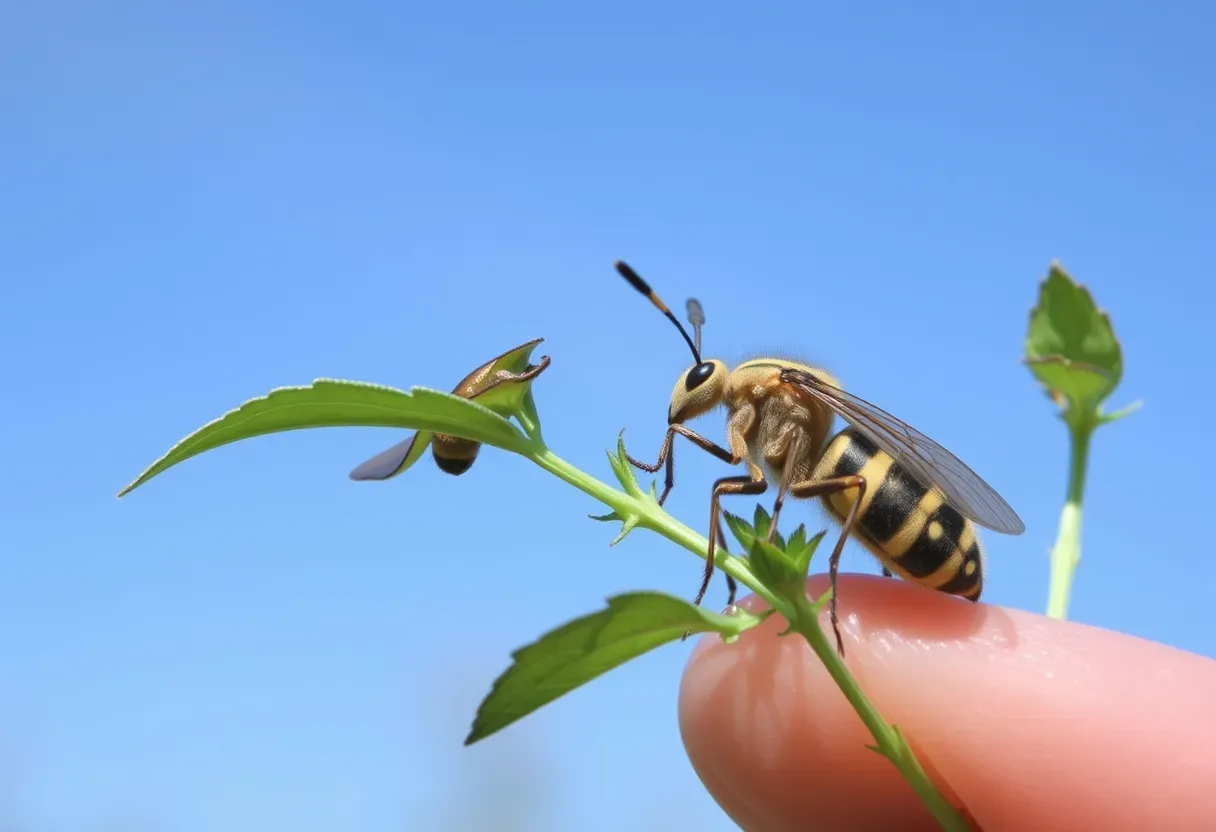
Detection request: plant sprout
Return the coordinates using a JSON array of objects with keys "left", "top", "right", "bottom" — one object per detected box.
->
[{"left": 1024, "top": 263, "right": 1137, "bottom": 620}]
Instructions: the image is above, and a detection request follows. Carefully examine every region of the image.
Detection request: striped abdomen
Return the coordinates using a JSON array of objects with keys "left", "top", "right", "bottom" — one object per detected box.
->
[
  {"left": 812, "top": 426, "right": 985, "bottom": 600},
  {"left": 431, "top": 433, "right": 480, "bottom": 476}
]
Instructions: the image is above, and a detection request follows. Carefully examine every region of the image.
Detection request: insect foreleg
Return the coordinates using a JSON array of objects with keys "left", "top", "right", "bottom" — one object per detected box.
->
[
  {"left": 624, "top": 424, "right": 741, "bottom": 506},
  {"left": 785, "top": 474, "right": 868, "bottom": 657}
]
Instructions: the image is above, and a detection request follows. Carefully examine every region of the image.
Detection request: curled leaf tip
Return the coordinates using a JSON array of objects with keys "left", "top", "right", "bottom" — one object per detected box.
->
[{"left": 1025, "top": 262, "right": 1125, "bottom": 426}]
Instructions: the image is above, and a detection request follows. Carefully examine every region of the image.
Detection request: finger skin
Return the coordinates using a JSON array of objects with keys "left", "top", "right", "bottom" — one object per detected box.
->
[{"left": 678, "top": 573, "right": 1216, "bottom": 832}]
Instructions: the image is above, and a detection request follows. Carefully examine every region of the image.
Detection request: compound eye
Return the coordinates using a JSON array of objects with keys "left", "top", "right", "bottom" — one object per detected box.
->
[{"left": 684, "top": 362, "right": 716, "bottom": 391}]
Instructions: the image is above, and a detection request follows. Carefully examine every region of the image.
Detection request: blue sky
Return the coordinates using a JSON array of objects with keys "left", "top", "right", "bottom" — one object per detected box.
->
[{"left": 3, "top": 2, "right": 1214, "bottom": 829}]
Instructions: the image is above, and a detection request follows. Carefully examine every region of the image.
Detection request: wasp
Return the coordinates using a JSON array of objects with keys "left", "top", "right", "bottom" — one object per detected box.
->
[
  {"left": 349, "top": 338, "right": 549, "bottom": 481},
  {"left": 615, "top": 261, "right": 1025, "bottom": 654}
]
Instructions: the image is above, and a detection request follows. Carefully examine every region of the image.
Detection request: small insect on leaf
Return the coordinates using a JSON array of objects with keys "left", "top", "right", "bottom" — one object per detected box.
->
[
  {"left": 349, "top": 338, "right": 549, "bottom": 481},
  {"left": 464, "top": 592, "right": 763, "bottom": 745},
  {"left": 117, "top": 379, "right": 533, "bottom": 498},
  {"left": 1025, "top": 263, "right": 1124, "bottom": 424}
]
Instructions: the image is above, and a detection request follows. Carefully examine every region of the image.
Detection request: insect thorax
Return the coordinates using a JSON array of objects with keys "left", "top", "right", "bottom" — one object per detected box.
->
[{"left": 740, "top": 388, "right": 833, "bottom": 481}]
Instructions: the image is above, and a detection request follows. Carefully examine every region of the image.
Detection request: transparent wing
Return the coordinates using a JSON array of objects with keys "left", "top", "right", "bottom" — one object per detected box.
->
[
  {"left": 349, "top": 431, "right": 432, "bottom": 481},
  {"left": 780, "top": 367, "right": 1025, "bottom": 535}
]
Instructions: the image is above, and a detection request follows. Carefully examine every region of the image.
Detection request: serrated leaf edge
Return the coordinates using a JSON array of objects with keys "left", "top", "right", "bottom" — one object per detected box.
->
[
  {"left": 463, "top": 592, "right": 752, "bottom": 745},
  {"left": 117, "top": 380, "right": 527, "bottom": 497}
]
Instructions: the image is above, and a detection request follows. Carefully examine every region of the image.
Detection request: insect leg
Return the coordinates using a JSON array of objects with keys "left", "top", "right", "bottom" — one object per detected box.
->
[
  {"left": 722, "top": 523, "right": 738, "bottom": 607},
  {"left": 625, "top": 424, "right": 741, "bottom": 506},
  {"left": 695, "top": 475, "right": 769, "bottom": 608},
  {"left": 767, "top": 479, "right": 791, "bottom": 544},
  {"left": 765, "top": 428, "right": 810, "bottom": 543},
  {"left": 785, "top": 475, "right": 868, "bottom": 657},
  {"left": 881, "top": 566, "right": 894, "bottom": 578},
  {"left": 714, "top": 518, "right": 738, "bottom": 607},
  {"left": 681, "top": 520, "right": 737, "bottom": 642}
]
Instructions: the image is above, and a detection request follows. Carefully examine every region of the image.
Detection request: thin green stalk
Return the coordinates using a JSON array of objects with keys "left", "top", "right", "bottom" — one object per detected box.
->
[
  {"left": 526, "top": 442, "right": 972, "bottom": 830},
  {"left": 791, "top": 594, "right": 971, "bottom": 832},
  {"left": 1046, "top": 422, "right": 1091, "bottom": 619},
  {"left": 527, "top": 446, "right": 788, "bottom": 615}
]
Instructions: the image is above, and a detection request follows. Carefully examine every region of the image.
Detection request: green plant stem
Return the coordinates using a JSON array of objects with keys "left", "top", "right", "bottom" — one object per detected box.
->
[
  {"left": 527, "top": 446, "right": 788, "bottom": 615},
  {"left": 792, "top": 595, "right": 972, "bottom": 831},
  {"left": 1046, "top": 421, "right": 1091, "bottom": 619},
  {"left": 527, "top": 442, "right": 972, "bottom": 831}
]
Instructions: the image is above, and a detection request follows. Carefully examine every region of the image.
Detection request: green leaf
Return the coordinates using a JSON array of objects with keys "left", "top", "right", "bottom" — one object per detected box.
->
[
  {"left": 744, "top": 503, "right": 786, "bottom": 549},
  {"left": 118, "top": 381, "right": 530, "bottom": 497},
  {"left": 741, "top": 520, "right": 826, "bottom": 597},
  {"left": 465, "top": 592, "right": 761, "bottom": 745},
  {"left": 787, "top": 525, "right": 807, "bottom": 554},
  {"left": 1101, "top": 399, "right": 1143, "bottom": 425},
  {"left": 747, "top": 537, "right": 802, "bottom": 591},
  {"left": 1025, "top": 263, "right": 1124, "bottom": 422},
  {"left": 1025, "top": 357, "right": 1116, "bottom": 413},
  {"left": 606, "top": 433, "right": 645, "bottom": 499},
  {"left": 454, "top": 338, "right": 547, "bottom": 418},
  {"left": 787, "top": 528, "right": 827, "bottom": 577},
  {"left": 588, "top": 510, "right": 623, "bottom": 523},
  {"left": 607, "top": 513, "right": 640, "bottom": 547},
  {"left": 722, "top": 511, "right": 757, "bottom": 552},
  {"left": 516, "top": 387, "right": 545, "bottom": 443},
  {"left": 348, "top": 338, "right": 550, "bottom": 481},
  {"left": 752, "top": 504, "right": 774, "bottom": 543}
]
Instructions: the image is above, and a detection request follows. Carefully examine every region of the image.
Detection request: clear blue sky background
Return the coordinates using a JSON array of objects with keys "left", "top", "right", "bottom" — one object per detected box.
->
[{"left": 3, "top": 2, "right": 1214, "bottom": 830}]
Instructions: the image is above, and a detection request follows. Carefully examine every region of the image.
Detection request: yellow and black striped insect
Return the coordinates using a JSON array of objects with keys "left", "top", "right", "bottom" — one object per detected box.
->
[
  {"left": 615, "top": 261, "right": 1024, "bottom": 654},
  {"left": 349, "top": 338, "right": 549, "bottom": 480}
]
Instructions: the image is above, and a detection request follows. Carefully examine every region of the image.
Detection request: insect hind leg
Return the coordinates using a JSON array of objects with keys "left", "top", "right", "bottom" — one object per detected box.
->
[{"left": 785, "top": 474, "right": 867, "bottom": 657}]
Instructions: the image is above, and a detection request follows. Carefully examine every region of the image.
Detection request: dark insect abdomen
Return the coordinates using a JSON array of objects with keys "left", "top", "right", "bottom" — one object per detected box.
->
[
  {"left": 432, "top": 434, "right": 480, "bottom": 476},
  {"left": 813, "top": 426, "right": 983, "bottom": 600}
]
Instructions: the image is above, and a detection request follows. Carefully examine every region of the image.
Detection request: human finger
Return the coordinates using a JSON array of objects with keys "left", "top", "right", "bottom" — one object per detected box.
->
[{"left": 678, "top": 573, "right": 1216, "bottom": 831}]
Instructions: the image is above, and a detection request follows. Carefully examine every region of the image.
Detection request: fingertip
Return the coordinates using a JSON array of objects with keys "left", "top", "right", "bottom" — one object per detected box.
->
[
  {"left": 678, "top": 574, "right": 1216, "bottom": 831},
  {"left": 678, "top": 575, "right": 951, "bottom": 831}
]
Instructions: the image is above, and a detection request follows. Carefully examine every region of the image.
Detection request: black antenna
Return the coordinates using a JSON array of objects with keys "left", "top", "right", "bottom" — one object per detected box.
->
[
  {"left": 685, "top": 298, "right": 705, "bottom": 356},
  {"left": 615, "top": 260, "right": 702, "bottom": 364}
]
